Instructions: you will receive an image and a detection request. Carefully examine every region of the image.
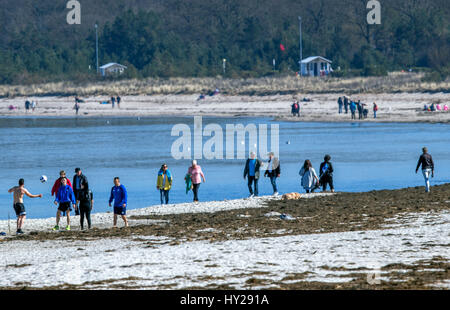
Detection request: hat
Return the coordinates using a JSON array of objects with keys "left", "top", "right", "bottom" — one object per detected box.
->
[{"left": 75, "top": 167, "right": 81, "bottom": 173}]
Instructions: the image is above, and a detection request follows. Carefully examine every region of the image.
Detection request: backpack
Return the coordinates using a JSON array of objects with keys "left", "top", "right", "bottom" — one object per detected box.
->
[{"left": 321, "top": 163, "right": 330, "bottom": 176}]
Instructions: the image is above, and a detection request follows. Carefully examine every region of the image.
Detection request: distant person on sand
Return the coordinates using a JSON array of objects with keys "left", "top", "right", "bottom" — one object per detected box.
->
[
  {"left": 109, "top": 177, "right": 128, "bottom": 227},
  {"left": 25, "top": 100, "right": 30, "bottom": 112},
  {"left": 415, "top": 147, "right": 434, "bottom": 193},
  {"left": 116, "top": 96, "right": 121, "bottom": 109},
  {"left": 444, "top": 104, "right": 449, "bottom": 111},
  {"left": 244, "top": 152, "right": 262, "bottom": 197},
  {"left": 79, "top": 188, "right": 94, "bottom": 230},
  {"left": 53, "top": 177, "right": 76, "bottom": 231},
  {"left": 338, "top": 97, "right": 343, "bottom": 114},
  {"left": 111, "top": 96, "right": 116, "bottom": 108},
  {"left": 373, "top": 102, "right": 378, "bottom": 118},
  {"left": 343, "top": 96, "right": 349, "bottom": 114},
  {"left": 319, "top": 155, "right": 334, "bottom": 192},
  {"left": 8, "top": 178, "right": 42, "bottom": 234},
  {"left": 264, "top": 152, "right": 280, "bottom": 196},
  {"left": 299, "top": 160, "right": 319, "bottom": 193},
  {"left": 31, "top": 101, "right": 37, "bottom": 112},
  {"left": 74, "top": 102, "right": 80, "bottom": 115},
  {"left": 291, "top": 101, "right": 300, "bottom": 117},
  {"left": 350, "top": 100, "right": 357, "bottom": 120},
  {"left": 157, "top": 164, "right": 172, "bottom": 205},
  {"left": 186, "top": 160, "right": 206, "bottom": 202},
  {"left": 357, "top": 100, "right": 363, "bottom": 120}
]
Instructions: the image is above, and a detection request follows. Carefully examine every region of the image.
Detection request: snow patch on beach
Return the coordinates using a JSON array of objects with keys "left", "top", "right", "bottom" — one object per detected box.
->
[{"left": 0, "top": 210, "right": 448, "bottom": 289}]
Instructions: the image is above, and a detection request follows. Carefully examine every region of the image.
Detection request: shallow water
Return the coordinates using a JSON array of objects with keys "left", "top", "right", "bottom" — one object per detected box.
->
[{"left": 0, "top": 116, "right": 449, "bottom": 220}]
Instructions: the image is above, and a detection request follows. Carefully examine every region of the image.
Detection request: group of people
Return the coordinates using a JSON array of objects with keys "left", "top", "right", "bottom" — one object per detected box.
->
[
  {"left": 423, "top": 103, "right": 449, "bottom": 112},
  {"left": 99, "top": 96, "right": 122, "bottom": 108},
  {"left": 338, "top": 96, "right": 378, "bottom": 120},
  {"left": 24, "top": 100, "right": 37, "bottom": 112},
  {"left": 197, "top": 88, "right": 220, "bottom": 101},
  {"left": 156, "top": 152, "right": 333, "bottom": 206},
  {"left": 7, "top": 148, "right": 436, "bottom": 235},
  {"left": 8, "top": 167, "right": 129, "bottom": 235}
]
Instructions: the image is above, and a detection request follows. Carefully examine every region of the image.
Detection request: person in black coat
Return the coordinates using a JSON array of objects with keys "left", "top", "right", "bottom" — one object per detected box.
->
[
  {"left": 319, "top": 154, "right": 334, "bottom": 192},
  {"left": 73, "top": 167, "right": 89, "bottom": 212}
]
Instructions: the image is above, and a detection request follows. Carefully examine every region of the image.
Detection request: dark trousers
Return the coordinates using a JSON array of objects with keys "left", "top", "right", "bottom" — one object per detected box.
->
[
  {"left": 321, "top": 175, "right": 334, "bottom": 191},
  {"left": 79, "top": 206, "right": 92, "bottom": 229},
  {"left": 248, "top": 176, "right": 259, "bottom": 196},
  {"left": 160, "top": 189, "right": 169, "bottom": 204},
  {"left": 192, "top": 183, "right": 200, "bottom": 201}
]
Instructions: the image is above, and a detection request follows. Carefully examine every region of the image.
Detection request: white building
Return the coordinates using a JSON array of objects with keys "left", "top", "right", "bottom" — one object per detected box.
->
[
  {"left": 300, "top": 56, "right": 332, "bottom": 77},
  {"left": 99, "top": 63, "right": 127, "bottom": 77}
]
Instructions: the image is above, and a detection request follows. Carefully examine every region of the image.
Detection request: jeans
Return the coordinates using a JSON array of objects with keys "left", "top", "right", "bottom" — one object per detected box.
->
[
  {"left": 160, "top": 189, "right": 169, "bottom": 204},
  {"left": 338, "top": 104, "right": 343, "bottom": 114},
  {"left": 248, "top": 176, "right": 258, "bottom": 196},
  {"left": 422, "top": 169, "right": 432, "bottom": 192},
  {"left": 269, "top": 176, "right": 278, "bottom": 193},
  {"left": 192, "top": 183, "right": 200, "bottom": 201},
  {"left": 374, "top": 111, "right": 377, "bottom": 118}
]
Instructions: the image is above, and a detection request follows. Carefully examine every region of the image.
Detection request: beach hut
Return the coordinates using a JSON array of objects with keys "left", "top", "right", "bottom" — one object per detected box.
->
[
  {"left": 99, "top": 63, "right": 128, "bottom": 77},
  {"left": 300, "top": 56, "right": 332, "bottom": 77}
]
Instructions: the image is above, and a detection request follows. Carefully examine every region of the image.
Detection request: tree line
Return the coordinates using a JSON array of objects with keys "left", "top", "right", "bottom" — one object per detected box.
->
[{"left": 0, "top": 0, "right": 448, "bottom": 84}]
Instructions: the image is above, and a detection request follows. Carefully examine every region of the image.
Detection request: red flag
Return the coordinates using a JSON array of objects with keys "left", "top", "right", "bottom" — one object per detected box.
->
[{"left": 280, "top": 44, "right": 286, "bottom": 52}]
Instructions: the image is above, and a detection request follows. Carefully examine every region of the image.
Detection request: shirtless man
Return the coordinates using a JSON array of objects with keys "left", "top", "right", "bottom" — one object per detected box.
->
[{"left": 8, "top": 178, "right": 42, "bottom": 234}]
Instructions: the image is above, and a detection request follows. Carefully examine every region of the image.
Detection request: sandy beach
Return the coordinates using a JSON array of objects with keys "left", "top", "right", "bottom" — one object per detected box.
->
[
  {"left": 1, "top": 92, "right": 450, "bottom": 123},
  {"left": 1, "top": 184, "right": 449, "bottom": 290}
]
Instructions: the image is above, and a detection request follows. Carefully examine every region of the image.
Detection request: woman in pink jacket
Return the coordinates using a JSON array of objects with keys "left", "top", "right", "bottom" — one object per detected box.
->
[{"left": 187, "top": 160, "right": 206, "bottom": 202}]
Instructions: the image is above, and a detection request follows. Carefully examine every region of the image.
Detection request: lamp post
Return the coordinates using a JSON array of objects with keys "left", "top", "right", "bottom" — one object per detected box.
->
[
  {"left": 298, "top": 16, "right": 303, "bottom": 76},
  {"left": 95, "top": 23, "right": 99, "bottom": 74},
  {"left": 223, "top": 58, "right": 226, "bottom": 75}
]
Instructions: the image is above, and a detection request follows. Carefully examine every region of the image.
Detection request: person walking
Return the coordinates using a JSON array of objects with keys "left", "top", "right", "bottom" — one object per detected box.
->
[
  {"left": 8, "top": 179, "right": 42, "bottom": 234},
  {"left": 53, "top": 177, "right": 76, "bottom": 231},
  {"left": 319, "top": 155, "right": 334, "bottom": 192},
  {"left": 357, "top": 100, "right": 363, "bottom": 120},
  {"left": 109, "top": 177, "right": 129, "bottom": 227},
  {"left": 111, "top": 96, "right": 116, "bottom": 109},
  {"left": 264, "top": 152, "right": 280, "bottom": 195},
  {"left": 25, "top": 100, "right": 30, "bottom": 113},
  {"left": 299, "top": 160, "right": 319, "bottom": 193},
  {"left": 350, "top": 100, "right": 357, "bottom": 120},
  {"left": 186, "top": 160, "right": 206, "bottom": 202},
  {"left": 157, "top": 164, "right": 172, "bottom": 205},
  {"left": 338, "top": 97, "right": 343, "bottom": 114},
  {"left": 244, "top": 152, "right": 262, "bottom": 197},
  {"left": 415, "top": 147, "right": 435, "bottom": 193},
  {"left": 343, "top": 96, "right": 349, "bottom": 114},
  {"left": 116, "top": 96, "right": 121, "bottom": 109},
  {"left": 79, "top": 188, "right": 94, "bottom": 230},
  {"left": 74, "top": 102, "right": 80, "bottom": 115},
  {"left": 73, "top": 168, "right": 88, "bottom": 213},
  {"left": 373, "top": 102, "right": 378, "bottom": 119}
]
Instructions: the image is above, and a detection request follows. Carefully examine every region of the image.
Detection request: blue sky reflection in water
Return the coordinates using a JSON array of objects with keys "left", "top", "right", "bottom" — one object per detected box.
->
[{"left": 0, "top": 116, "right": 449, "bottom": 219}]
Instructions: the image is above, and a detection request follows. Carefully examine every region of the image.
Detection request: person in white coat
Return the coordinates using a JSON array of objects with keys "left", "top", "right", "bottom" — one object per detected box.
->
[{"left": 299, "top": 160, "right": 319, "bottom": 193}]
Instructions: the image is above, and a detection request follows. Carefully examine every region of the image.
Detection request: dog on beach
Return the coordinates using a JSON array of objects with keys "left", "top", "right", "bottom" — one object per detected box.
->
[{"left": 282, "top": 192, "right": 302, "bottom": 200}]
